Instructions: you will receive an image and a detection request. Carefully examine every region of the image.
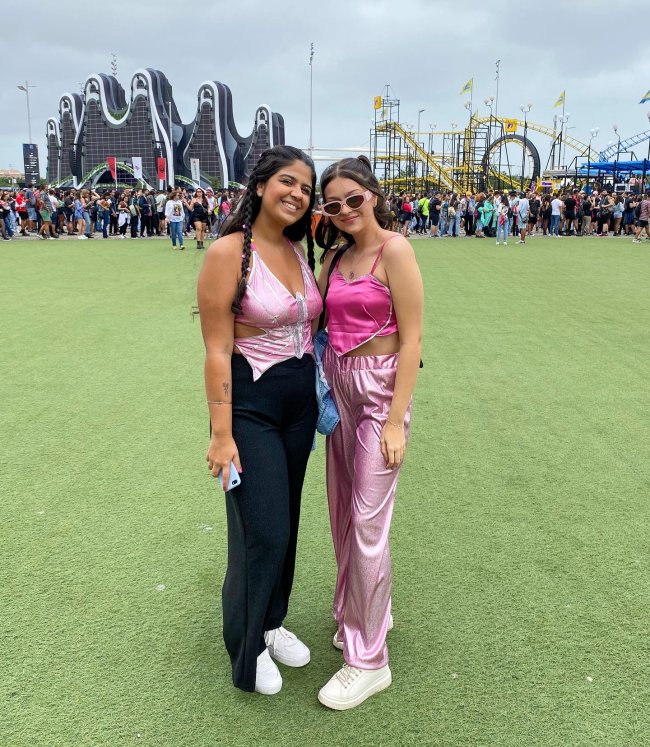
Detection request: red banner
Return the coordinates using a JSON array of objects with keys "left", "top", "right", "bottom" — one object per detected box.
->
[
  {"left": 106, "top": 156, "right": 117, "bottom": 182},
  {"left": 157, "top": 157, "right": 167, "bottom": 183}
]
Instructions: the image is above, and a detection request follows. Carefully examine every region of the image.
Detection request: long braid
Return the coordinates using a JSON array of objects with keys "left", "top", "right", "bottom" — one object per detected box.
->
[
  {"left": 304, "top": 221, "right": 315, "bottom": 272},
  {"left": 230, "top": 197, "right": 254, "bottom": 315}
]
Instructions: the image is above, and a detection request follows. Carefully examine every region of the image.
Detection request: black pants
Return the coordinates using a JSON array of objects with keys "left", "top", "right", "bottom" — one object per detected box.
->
[
  {"left": 130, "top": 214, "right": 139, "bottom": 238},
  {"left": 222, "top": 354, "right": 317, "bottom": 691}
]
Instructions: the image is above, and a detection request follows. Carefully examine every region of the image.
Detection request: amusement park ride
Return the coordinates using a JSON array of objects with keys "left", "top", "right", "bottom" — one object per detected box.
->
[{"left": 365, "top": 92, "right": 650, "bottom": 194}]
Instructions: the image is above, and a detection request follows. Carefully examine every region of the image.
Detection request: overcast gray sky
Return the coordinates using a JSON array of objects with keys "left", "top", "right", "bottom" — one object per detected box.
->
[{"left": 3, "top": 0, "right": 650, "bottom": 176}]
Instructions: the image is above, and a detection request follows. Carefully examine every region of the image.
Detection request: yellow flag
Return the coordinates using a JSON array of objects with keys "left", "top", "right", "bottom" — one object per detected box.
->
[
  {"left": 553, "top": 90, "right": 565, "bottom": 108},
  {"left": 459, "top": 78, "right": 473, "bottom": 95},
  {"left": 503, "top": 118, "right": 518, "bottom": 133},
  {"left": 373, "top": 96, "right": 383, "bottom": 110}
]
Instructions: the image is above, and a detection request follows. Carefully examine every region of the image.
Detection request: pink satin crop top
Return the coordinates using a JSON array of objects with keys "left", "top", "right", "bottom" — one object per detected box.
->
[
  {"left": 325, "top": 236, "right": 399, "bottom": 356},
  {"left": 234, "top": 241, "right": 322, "bottom": 380}
]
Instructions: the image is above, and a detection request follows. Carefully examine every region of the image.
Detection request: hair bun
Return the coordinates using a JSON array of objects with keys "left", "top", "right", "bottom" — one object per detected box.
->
[{"left": 356, "top": 155, "right": 372, "bottom": 171}]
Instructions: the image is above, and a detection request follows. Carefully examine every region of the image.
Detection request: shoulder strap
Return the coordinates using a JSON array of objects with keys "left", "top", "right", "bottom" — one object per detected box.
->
[
  {"left": 317, "top": 246, "right": 348, "bottom": 331},
  {"left": 370, "top": 235, "right": 398, "bottom": 274}
]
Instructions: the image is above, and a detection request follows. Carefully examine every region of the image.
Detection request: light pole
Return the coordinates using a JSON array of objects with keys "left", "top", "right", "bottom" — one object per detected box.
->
[
  {"left": 613, "top": 124, "right": 621, "bottom": 188},
  {"left": 450, "top": 122, "right": 458, "bottom": 184},
  {"left": 520, "top": 104, "right": 532, "bottom": 190},
  {"left": 643, "top": 111, "right": 650, "bottom": 193},
  {"left": 417, "top": 108, "right": 425, "bottom": 182},
  {"left": 558, "top": 113, "right": 570, "bottom": 169},
  {"left": 308, "top": 43, "right": 314, "bottom": 159},
  {"left": 464, "top": 101, "right": 473, "bottom": 191},
  {"left": 587, "top": 127, "right": 599, "bottom": 193},
  {"left": 17, "top": 81, "right": 36, "bottom": 144}
]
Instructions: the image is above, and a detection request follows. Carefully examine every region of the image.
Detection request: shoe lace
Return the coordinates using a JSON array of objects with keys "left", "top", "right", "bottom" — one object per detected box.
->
[
  {"left": 276, "top": 626, "right": 297, "bottom": 643},
  {"left": 335, "top": 664, "right": 361, "bottom": 688}
]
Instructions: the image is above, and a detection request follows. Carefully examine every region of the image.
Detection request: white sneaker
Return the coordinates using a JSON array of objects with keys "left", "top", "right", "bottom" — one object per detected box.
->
[
  {"left": 78, "top": 235, "right": 88, "bottom": 240},
  {"left": 255, "top": 649, "right": 282, "bottom": 695},
  {"left": 318, "top": 664, "right": 392, "bottom": 710},
  {"left": 264, "top": 626, "right": 310, "bottom": 667},
  {"left": 496, "top": 242, "right": 500, "bottom": 245},
  {"left": 333, "top": 613, "right": 394, "bottom": 651},
  {"left": 517, "top": 240, "right": 525, "bottom": 244},
  {"left": 504, "top": 241, "right": 508, "bottom": 245}
]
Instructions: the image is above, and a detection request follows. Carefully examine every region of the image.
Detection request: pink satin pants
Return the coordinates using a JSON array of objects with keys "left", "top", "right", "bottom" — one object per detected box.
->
[{"left": 323, "top": 346, "right": 411, "bottom": 669}]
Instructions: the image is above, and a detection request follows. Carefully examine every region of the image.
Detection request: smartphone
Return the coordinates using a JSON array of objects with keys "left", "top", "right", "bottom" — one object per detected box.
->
[{"left": 217, "top": 461, "right": 241, "bottom": 491}]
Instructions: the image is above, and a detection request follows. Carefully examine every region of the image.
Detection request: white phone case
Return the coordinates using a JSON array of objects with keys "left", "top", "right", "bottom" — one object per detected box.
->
[{"left": 217, "top": 461, "right": 241, "bottom": 491}]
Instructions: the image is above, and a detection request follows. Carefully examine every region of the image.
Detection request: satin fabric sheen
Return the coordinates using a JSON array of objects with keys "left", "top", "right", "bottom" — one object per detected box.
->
[
  {"left": 323, "top": 345, "right": 411, "bottom": 669},
  {"left": 234, "top": 243, "right": 322, "bottom": 380}
]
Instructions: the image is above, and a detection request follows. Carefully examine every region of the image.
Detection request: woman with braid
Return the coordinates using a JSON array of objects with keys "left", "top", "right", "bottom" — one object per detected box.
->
[
  {"left": 197, "top": 146, "right": 321, "bottom": 696},
  {"left": 315, "top": 156, "right": 423, "bottom": 710}
]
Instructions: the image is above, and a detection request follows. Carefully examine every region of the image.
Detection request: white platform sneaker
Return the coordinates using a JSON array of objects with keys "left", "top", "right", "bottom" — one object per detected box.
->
[
  {"left": 318, "top": 663, "right": 392, "bottom": 710},
  {"left": 332, "top": 613, "right": 394, "bottom": 651},
  {"left": 264, "top": 626, "right": 311, "bottom": 667},
  {"left": 255, "top": 649, "right": 282, "bottom": 695}
]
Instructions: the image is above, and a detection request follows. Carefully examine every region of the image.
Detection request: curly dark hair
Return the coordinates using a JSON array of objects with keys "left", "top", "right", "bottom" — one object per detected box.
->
[
  {"left": 221, "top": 145, "right": 316, "bottom": 315},
  {"left": 314, "top": 155, "right": 392, "bottom": 261}
]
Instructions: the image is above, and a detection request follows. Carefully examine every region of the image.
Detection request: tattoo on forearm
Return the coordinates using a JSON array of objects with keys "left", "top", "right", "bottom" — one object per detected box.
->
[{"left": 223, "top": 383, "right": 230, "bottom": 398}]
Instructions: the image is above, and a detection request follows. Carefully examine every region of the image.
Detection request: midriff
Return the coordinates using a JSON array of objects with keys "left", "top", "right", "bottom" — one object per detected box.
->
[{"left": 344, "top": 330, "right": 400, "bottom": 357}]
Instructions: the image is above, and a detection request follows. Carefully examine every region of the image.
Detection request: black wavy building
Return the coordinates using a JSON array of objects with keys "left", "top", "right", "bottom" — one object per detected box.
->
[{"left": 46, "top": 69, "right": 285, "bottom": 189}]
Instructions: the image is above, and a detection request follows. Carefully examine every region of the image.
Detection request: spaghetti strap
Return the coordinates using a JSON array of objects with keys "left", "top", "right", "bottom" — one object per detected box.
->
[{"left": 370, "top": 234, "right": 399, "bottom": 274}]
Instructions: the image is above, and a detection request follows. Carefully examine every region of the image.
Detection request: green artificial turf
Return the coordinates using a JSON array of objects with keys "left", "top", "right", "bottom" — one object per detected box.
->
[{"left": 1, "top": 235, "right": 649, "bottom": 747}]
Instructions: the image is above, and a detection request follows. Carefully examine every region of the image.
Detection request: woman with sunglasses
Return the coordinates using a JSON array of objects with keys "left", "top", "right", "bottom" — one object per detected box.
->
[
  {"left": 315, "top": 156, "right": 423, "bottom": 710},
  {"left": 197, "top": 145, "right": 320, "bottom": 697},
  {"left": 189, "top": 188, "right": 209, "bottom": 249}
]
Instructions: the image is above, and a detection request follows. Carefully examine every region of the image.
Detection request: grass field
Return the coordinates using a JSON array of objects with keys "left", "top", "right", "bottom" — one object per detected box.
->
[{"left": 2, "top": 235, "right": 649, "bottom": 747}]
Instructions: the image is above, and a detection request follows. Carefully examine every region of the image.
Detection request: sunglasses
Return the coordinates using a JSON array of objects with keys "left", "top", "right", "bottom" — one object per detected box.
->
[{"left": 322, "top": 190, "right": 372, "bottom": 216}]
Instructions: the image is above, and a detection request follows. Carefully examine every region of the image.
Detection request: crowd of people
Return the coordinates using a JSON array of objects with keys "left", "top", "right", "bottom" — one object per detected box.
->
[
  {"left": 0, "top": 184, "right": 237, "bottom": 247},
  {"left": 386, "top": 188, "right": 650, "bottom": 244}
]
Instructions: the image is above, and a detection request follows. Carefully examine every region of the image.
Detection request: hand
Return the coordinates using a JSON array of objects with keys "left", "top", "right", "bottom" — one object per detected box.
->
[
  {"left": 380, "top": 421, "right": 405, "bottom": 470},
  {"left": 206, "top": 434, "right": 242, "bottom": 490}
]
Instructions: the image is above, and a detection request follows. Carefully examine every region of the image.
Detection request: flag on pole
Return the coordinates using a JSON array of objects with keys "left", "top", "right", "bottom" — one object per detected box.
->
[
  {"left": 106, "top": 156, "right": 117, "bottom": 181},
  {"left": 553, "top": 91, "right": 565, "bottom": 108},
  {"left": 132, "top": 156, "right": 143, "bottom": 181},
  {"left": 459, "top": 78, "right": 473, "bottom": 95},
  {"left": 373, "top": 96, "right": 383, "bottom": 110},
  {"left": 190, "top": 158, "right": 200, "bottom": 185},
  {"left": 639, "top": 88, "right": 650, "bottom": 104},
  {"left": 157, "top": 157, "right": 166, "bottom": 183}
]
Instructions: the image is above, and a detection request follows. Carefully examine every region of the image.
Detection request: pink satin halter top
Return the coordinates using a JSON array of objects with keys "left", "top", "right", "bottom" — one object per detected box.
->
[
  {"left": 234, "top": 241, "right": 322, "bottom": 380},
  {"left": 325, "top": 236, "right": 399, "bottom": 356}
]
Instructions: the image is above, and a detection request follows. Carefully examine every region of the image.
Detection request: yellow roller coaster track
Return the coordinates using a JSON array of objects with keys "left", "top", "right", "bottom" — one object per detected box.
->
[
  {"left": 376, "top": 121, "right": 464, "bottom": 193},
  {"left": 473, "top": 117, "right": 598, "bottom": 159}
]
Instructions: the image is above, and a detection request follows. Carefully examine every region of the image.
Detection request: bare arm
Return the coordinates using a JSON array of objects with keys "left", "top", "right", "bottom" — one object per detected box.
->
[
  {"left": 197, "top": 233, "right": 243, "bottom": 488},
  {"left": 381, "top": 236, "right": 424, "bottom": 468},
  {"left": 312, "top": 248, "right": 339, "bottom": 336}
]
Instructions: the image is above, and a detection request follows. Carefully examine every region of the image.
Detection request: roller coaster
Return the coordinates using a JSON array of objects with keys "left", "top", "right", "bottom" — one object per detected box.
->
[{"left": 370, "top": 94, "right": 647, "bottom": 194}]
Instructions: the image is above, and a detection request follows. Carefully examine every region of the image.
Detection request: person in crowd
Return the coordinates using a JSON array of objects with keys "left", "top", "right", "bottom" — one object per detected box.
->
[
  {"left": 632, "top": 192, "right": 650, "bottom": 243},
  {"left": 428, "top": 191, "right": 441, "bottom": 237},
  {"left": 38, "top": 188, "right": 58, "bottom": 241},
  {"left": 189, "top": 187, "right": 210, "bottom": 249},
  {"left": 496, "top": 198, "right": 510, "bottom": 245},
  {"left": 128, "top": 190, "right": 140, "bottom": 238},
  {"left": 398, "top": 193, "right": 412, "bottom": 237},
  {"left": 156, "top": 189, "right": 167, "bottom": 236},
  {"left": 550, "top": 193, "right": 563, "bottom": 237},
  {"left": 517, "top": 191, "right": 530, "bottom": 245},
  {"left": 0, "top": 192, "right": 11, "bottom": 240},
  {"left": 314, "top": 155, "right": 423, "bottom": 710},
  {"left": 197, "top": 145, "right": 320, "bottom": 696},
  {"left": 165, "top": 189, "right": 185, "bottom": 249},
  {"left": 528, "top": 192, "right": 540, "bottom": 237},
  {"left": 598, "top": 191, "right": 614, "bottom": 236},
  {"left": 117, "top": 200, "right": 130, "bottom": 238},
  {"left": 611, "top": 194, "right": 624, "bottom": 236}
]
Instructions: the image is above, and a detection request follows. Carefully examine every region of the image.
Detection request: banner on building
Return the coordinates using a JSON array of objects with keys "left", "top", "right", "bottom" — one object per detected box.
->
[
  {"left": 132, "top": 156, "right": 143, "bottom": 181},
  {"left": 157, "top": 157, "right": 167, "bottom": 183},
  {"left": 503, "top": 118, "right": 518, "bottom": 134},
  {"left": 22, "top": 143, "right": 40, "bottom": 186},
  {"left": 106, "top": 156, "right": 117, "bottom": 182},
  {"left": 190, "top": 158, "right": 200, "bottom": 185}
]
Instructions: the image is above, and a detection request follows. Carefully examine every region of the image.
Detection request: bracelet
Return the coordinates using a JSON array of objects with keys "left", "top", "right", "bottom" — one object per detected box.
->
[
  {"left": 386, "top": 419, "right": 404, "bottom": 429},
  {"left": 207, "top": 400, "right": 232, "bottom": 405}
]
